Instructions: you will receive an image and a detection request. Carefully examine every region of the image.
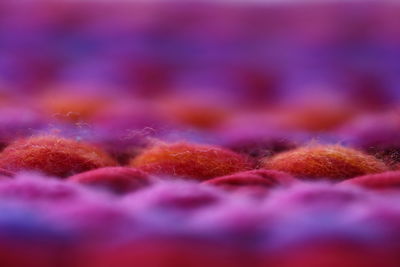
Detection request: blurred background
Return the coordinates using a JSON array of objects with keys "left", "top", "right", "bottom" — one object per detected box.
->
[{"left": 2, "top": 0, "right": 400, "bottom": 104}]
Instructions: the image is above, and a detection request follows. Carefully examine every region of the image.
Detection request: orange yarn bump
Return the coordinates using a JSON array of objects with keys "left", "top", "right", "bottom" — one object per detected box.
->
[
  {"left": 262, "top": 145, "right": 388, "bottom": 181},
  {"left": 0, "top": 135, "right": 117, "bottom": 177},
  {"left": 130, "top": 142, "right": 253, "bottom": 181}
]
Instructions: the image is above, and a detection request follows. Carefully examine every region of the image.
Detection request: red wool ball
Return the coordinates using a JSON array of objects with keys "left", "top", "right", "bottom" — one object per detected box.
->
[
  {"left": 0, "top": 136, "right": 117, "bottom": 177},
  {"left": 0, "top": 168, "right": 14, "bottom": 178},
  {"left": 340, "top": 171, "right": 400, "bottom": 191},
  {"left": 69, "top": 167, "right": 151, "bottom": 194},
  {"left": 130, "top": 142, "right": 253, "bottom": 181},
  {"left": 203, "top": 169, "right": 296, "bottom": 192},
  {"left": 262, "top": 145, "right": 388, "bottom": 181}
]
